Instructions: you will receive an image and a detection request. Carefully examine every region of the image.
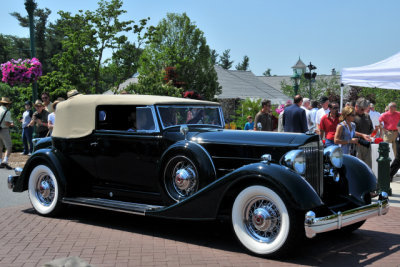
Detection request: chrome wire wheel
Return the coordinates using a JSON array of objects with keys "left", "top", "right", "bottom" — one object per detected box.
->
[
  {"left": 232, "top": 185, "right": 290, "bottom": 256},
  {"left": 28, "top": 165, "right": 60, "bottom": 215},
  {"left": 164, "top": 155, "right": 199, "bottom": 202},
  {"left": 35, "top": 173, "right": 55, "bottom": 206},
  {"left": 244, "top": 197, "right": 281, "bottom": 243}
]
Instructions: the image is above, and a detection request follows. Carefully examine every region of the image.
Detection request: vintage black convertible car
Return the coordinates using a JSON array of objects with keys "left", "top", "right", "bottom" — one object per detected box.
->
[{"left": 8, "top": 95, "right": 389, "bottom": 257}]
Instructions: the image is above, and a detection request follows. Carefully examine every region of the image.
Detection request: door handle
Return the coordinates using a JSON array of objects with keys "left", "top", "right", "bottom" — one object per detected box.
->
[{"left": 90, "top": 142, "right": 98, "bottom": 147}]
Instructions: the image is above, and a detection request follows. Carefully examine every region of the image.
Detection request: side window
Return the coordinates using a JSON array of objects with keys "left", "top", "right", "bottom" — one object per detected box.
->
[
  {"left": 96, "top": 105, "right": 157, "bottom": 132},
  {"left": 136, "top": 107, "right": 155, "bottom": 131}
]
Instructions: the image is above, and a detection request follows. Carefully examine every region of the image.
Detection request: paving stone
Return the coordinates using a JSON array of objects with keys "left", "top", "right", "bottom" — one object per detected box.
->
[{"left": 0, "top": 204, "right": 399, "bottom": 266}]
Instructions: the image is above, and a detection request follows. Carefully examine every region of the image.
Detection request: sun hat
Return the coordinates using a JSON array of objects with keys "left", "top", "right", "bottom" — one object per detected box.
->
[
  {"left": 34, "top": 100, "right": 44, "bottom": 107},
  {"left": 67, "top": 89, "right": 80, "bottom": 98},
  {"left": 0, "top": 97, "right": 12, "bottom": 104}
]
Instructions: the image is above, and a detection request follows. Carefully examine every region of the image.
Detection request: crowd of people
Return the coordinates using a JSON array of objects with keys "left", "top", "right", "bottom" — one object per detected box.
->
[
  {"left": 0, "top": 90, "right": 80, "bottom": 169},
  {"left": 249, "top": 94, "right": 400, "bottom": 180}
]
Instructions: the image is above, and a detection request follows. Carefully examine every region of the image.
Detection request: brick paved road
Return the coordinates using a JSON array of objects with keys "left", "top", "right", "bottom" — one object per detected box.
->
[{"left": 0, "top": 204, "right": 399, "bottom": 267}]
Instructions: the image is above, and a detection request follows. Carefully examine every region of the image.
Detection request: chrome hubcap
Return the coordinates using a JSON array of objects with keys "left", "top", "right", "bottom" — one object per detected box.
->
[
  {"left": 165, "top": 156, "right": 199, "bottom": 202},
  {"left": 36, "top": 174, "right": 55, "bottom": 206},
  {"left": 252, "top": 207, "right": 276, "bottom": 231},
  {"left": 174, "top": 168, "right": 196, "bottom": 191},
  {"left": 244, "top": 197, "right": 281, "bottom": 243}
]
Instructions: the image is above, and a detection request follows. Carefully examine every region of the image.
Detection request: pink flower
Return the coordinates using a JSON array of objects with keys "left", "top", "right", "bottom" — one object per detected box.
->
[{"left": 0, "top": 58, "right": 42, "bottom": 86}]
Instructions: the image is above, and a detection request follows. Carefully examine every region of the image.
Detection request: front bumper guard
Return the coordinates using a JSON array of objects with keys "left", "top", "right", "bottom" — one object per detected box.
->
[
  {"left": 7, "top": 168, "right": 22, "bottom": 190},
  {"left": 305, "top": 192, "right": 389, "bottom": 238}
]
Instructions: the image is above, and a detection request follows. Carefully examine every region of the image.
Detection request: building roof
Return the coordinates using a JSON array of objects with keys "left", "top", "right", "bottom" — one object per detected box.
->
[
  {"left": 215, "top": 65, "right": 290, "bottom": 104},
  {"left": 292, "top": 58, "right": 307, "bottom": 69}
]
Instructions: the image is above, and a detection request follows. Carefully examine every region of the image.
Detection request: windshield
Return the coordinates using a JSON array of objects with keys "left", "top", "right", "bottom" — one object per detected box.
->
[{"left": 157, "top": 106, "right": 223, "bottom": 128}]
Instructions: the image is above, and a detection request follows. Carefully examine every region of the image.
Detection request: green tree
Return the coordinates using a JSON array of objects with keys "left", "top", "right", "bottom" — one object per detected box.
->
[
  {"left": 0, "top": 34, "right": 30, "bottom": 64},
  {"left": 235, "top": 55, "right": 249, "bottom": 71},
  {"left": 135, "top": 12, "right": 221, "bottom": 100},
  {"left": 210, "top": 49, "right": 218, "bottom": 65},
  {"left": 218, "top": 49, "right": 233, "bottom": 70},
  {"left": 233, "top": 98, "right": 262, "bottom": 129},
  {"left": 52, "top": 10, "right": 98, "bottom": 94},
  {"left": 263, "top": 68, "right": 271, "bottom": 76},
  {"left": 51, "top": 0, "right": 148, "bottom": 94},
  {"left": 88, "top": 0, "right": 139, "bottom": 93},
  {"left": 281, "top": 75, "right": 340, "bottom": 100},
  {"left": 355, "top": 87, "right": 400, "bottom": 113}
]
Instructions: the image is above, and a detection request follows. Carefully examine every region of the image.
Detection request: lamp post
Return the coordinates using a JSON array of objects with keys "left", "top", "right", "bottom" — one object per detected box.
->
[
  {"left": 304, "top": 62, "right": 317, "bottom": 99},
  {"left": 291, "top": 71, "right": 300, "bottom": 96},
  {"left": 25, "top": 0, "right": 38, "bottom": 102}
]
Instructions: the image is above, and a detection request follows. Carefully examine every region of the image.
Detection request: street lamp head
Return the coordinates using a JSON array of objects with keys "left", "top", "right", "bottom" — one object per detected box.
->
[
  {"left": 308, "top": 62, "right": 317, "bottom": 71},
  {"left": 25, "top": 0, "right": 37, "bottom": 13}
]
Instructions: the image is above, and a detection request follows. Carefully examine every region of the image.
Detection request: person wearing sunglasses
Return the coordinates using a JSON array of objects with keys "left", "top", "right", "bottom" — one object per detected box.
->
[
  {"left": 334, "top": 106, "right": 358, "bottom": 155},
  {"left": 41, "top": 92, "right": 53, "bottom": 113},
  {"left": 319, "top": 102, "right": 340, "bottom": 147},
  {"left": 335, "top": 106, "right": 371, "bottom": 155},
  {"left": 354, "top": 98, "right": 373, "bottom": 168}
]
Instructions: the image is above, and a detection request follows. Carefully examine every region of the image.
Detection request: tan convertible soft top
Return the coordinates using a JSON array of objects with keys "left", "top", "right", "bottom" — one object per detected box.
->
[{"left": 52, "top": 94, "right": 220, "bottom": 139}]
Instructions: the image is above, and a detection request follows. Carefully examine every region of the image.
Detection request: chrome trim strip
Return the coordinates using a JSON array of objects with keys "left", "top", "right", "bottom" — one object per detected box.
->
[
  {"left": 212, "top": 156, "right": 259, "bottom": 161},
  {"left": 304, "top": 196, "right": 389, "bottom": 238},
  {"left": 62, "top": 197, "right": 164, "bottom": 216}
]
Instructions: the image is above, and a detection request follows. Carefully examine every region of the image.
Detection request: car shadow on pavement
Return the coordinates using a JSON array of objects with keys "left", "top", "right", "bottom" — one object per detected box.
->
[{"left": 22, "top": 205, "right": 400, "bottom": 265}]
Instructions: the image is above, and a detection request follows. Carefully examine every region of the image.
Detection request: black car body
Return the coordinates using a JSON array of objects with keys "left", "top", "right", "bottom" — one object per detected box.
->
[{"left": 8, "top": 94, "right": 389, "bottom": 257}]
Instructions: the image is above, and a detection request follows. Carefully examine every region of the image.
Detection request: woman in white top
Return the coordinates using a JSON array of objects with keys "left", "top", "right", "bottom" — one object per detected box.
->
[{"left": 48, "top": 98, "right": 64, "bottom": 136}]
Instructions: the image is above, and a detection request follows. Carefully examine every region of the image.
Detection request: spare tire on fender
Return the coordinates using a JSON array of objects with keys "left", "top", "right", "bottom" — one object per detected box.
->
[{"left": 159, "top": 141, "right": 216, "bottom": 204}]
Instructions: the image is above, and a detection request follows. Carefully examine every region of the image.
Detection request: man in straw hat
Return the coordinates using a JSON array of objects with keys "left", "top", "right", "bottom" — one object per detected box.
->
[
  {"left": 0, "top": 97, "right": 14, "bottom": 169},
  {"left": 28, "top": 100, "right": 49, "bottom": 138},
  {"left": 67, "top": 89, "right": 80, "bottom": 99}
]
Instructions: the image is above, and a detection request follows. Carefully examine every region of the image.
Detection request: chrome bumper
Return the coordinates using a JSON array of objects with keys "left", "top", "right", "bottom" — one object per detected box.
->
[
  {"left": 304, "top": 192, "right": 389, "bottom": 238},
  {"left": 7, "top": 167, "right": 22, "bottom": 190}
]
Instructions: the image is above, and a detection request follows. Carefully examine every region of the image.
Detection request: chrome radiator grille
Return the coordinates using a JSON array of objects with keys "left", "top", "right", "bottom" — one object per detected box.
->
[{"left": 303, "top": 145, "right": 324, "bottom": 196}]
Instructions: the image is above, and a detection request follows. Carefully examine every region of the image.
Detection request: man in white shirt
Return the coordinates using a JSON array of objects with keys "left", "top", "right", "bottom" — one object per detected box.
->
[
  {"left": 308, "top": 100, "right": 319, "bottom": 133},
  {"left": 316, "top": 96, "right": 330, "bottom": 134},
  {"left": 0, "top": 97, "right": 14, "bottom": 169},
  {"left": 368, "top": 103, "right": 381, "bottom": 137},
  {"left": 301, "top": 98, "right": 312, "bottom": 131}
]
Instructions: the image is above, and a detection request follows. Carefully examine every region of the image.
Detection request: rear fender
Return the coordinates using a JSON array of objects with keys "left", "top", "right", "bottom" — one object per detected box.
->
[{"left": 13, "top": 149, "right": 67, "bottom": 193}]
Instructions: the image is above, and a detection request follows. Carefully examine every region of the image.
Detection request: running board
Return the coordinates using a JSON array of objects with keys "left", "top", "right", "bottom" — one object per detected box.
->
[{"left": 62, "top": 197, "right": 165, "bottom": 216}]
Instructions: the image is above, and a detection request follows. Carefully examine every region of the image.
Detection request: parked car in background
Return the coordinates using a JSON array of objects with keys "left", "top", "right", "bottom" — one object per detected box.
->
[{"left": 8, "top": 94, "right": 389, "bottom": 257}]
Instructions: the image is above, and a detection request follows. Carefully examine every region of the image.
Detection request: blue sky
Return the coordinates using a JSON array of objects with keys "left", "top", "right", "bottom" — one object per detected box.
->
[{"left": 1, "top": 0, "right": 400, "bottom": 76}]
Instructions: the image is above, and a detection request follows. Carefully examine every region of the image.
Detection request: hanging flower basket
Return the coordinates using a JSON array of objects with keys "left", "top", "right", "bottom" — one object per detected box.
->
[{"left": 0, "top": 58, "right": 42, "bottom": 86}]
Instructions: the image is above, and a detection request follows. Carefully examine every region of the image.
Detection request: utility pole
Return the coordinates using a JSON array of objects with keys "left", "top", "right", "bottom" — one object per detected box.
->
[{"left": 25, "top": 0, "right": 38, "bottom": 102}]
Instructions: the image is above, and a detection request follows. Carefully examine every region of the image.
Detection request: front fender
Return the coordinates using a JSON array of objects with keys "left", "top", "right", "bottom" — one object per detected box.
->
[
  {"left": 340, "top": 154, "right": 377, "bottom": 203},
  {"left": 147, "top": 162, "right": 323, "bottom": 220},
  {"left": 13, "top": 148, "right": 67, "bottom": 193}
]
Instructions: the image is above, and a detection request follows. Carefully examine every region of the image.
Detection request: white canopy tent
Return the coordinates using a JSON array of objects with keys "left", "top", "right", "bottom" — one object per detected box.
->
[{"left": 340, "top": 52, "right": 400, "bottom": 109}]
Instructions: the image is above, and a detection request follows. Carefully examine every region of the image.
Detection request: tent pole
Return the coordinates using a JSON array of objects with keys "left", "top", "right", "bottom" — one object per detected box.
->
[{"left": 340, "top": 83, "right": 344, "bottom": 112}]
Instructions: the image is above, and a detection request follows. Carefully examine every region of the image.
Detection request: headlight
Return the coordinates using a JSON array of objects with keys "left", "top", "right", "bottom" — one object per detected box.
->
[
  {"left": 324, "top": 145, "right": 343, "bottom": 168},
  {"left": 283, "top": 149, "right": 306, "bottom": 175}
]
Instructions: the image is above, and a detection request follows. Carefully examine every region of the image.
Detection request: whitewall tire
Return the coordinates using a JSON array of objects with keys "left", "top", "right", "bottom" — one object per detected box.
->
[
  {"left": 28, "top": 164, "right": 63, "bottom": 216},
  {"left": 232, "top": 185, "right": 296, "bottom": 257}
]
